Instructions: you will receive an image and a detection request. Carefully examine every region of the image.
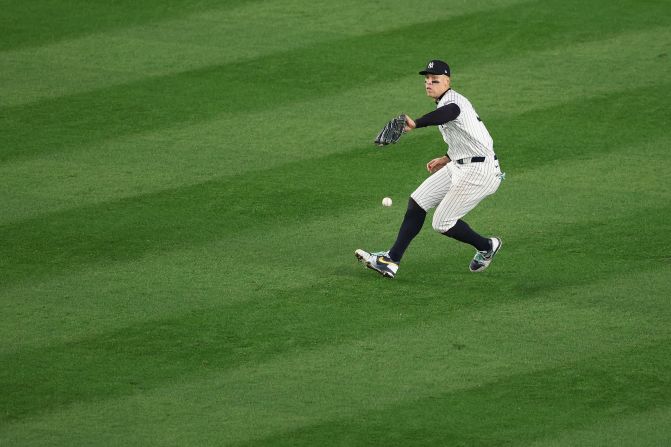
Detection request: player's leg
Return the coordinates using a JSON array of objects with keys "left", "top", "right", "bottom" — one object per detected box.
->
[
  {"left": 355, "top": 166, "right": 452, "bottom": 278},
  {"left": 432, "top": 163, "right": 502, "bottom": 270},
  {"left": 355, "top": 203, "right": 422, "bottom": 277},
  {"left": 386, "top": 198, "right": 426, "bottom": 262},
  {"left": 443, "top": 219, "right": 490, "bottom": 251},
  {"left": 388, "top": 165, "right": 453, "bottom": 262},
  {"left": 431, "top": 164, "right": 495, "bottom": 231}
]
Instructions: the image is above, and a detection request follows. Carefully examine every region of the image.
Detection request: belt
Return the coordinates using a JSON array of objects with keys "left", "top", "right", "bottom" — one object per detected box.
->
[{"left": 456, "top": 155, "right": 497, "bottom": 165}]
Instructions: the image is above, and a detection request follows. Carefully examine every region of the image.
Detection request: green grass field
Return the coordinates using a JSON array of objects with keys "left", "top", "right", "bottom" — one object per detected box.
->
[{"left": 2, "top": 0, "right": 671, "bottom": 445}]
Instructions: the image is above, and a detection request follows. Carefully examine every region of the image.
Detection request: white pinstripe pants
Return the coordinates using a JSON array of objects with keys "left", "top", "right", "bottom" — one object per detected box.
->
[{"left": 411, "top": 159, "right": 502, "bottom": 233}]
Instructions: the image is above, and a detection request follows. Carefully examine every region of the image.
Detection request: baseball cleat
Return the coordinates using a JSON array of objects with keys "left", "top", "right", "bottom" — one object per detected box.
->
[
  {"left": 355, "top": 249, "right": 399, "bottom": 278},
  {"left": 469, "top": 237, "right": 502, "bottom": 272}
]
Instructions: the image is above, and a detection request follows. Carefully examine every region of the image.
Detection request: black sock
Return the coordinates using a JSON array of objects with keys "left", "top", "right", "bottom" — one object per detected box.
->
[
  {"left": 388, "top": 198, "right": 426, "bottom": 262},
  {"left": 443, "top": 219, "right": 490, "bottom": 252}
]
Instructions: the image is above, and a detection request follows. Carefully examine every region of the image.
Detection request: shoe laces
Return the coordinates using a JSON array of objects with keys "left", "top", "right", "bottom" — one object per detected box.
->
[{"left": 474, "top": 250, "right": 491, "bottom": 262}]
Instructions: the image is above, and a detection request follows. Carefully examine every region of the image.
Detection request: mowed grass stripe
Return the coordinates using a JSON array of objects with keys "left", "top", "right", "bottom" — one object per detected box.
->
[
  {"left": 1, "top": 166, "right": 669, "bottom": 422},
  {"left": 1, "top": 189, "right": 668, "bottom": 434},
  {"left": 0, "top": 0, "right": 258, "bottom": 51},
  {"left": 525, "top": 406, "right": 671, "bottom": 447},
  {"left": 2, "top": 286, "right": 668, "bottom": 443},
  {"left": 2, "top": 81, "right": 669, "bottom": 285},
  {"left": 2, "top": 82, "right": 668, "bottom": 356},
  {"left": 2, "top": 25, "right": 669, "bottom": 226},
  {"left": 1, "top": 171, "right": 668, "bottom": 354},
  {"left": 463, "top": 25, "right": 671, "bottom": 116},
  {"left": 402, "top": 203, "right": 670, "bottom": 300},
  {"left": 2, "top": 0, "right": 668, "bottom": 161},
  {"left": 2, "top": 145, "right": 668, "bottom": 356},
  {"left": 0, "top": 0, "right": 527, "bottom": 107},
  {"left": 236, "top": 342, "right": 671, "bottom": 447}
]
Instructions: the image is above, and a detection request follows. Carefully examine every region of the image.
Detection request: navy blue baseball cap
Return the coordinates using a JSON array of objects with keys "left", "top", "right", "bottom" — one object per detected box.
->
[{"left": 419, "top": 59, "right": 450, "bottom": 76}]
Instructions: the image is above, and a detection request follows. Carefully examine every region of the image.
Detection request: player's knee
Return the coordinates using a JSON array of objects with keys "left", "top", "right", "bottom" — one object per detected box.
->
[
  {"left": 432, "top": 216, "right": 456, "bottom": 233},
  {"left": 408, "top": 196, "right": 429, "bottom": 214}
]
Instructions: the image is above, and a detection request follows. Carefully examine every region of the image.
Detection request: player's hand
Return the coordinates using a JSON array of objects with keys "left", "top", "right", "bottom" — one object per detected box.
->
[
  {"left": 426, "top": 155, "right": 450, "bottom": 173},
  {"left": 404, "top": 115, "right": 416, "bottom": 132}
]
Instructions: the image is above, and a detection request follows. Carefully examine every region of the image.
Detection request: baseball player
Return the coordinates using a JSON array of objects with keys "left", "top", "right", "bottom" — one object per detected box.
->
[{"left": 356, "top": 59, "right": 504, "bottom": 278}]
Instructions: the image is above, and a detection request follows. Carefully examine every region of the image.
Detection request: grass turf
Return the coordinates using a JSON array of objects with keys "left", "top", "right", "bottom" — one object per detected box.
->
[{"left": 1, "top": 0, "right": 670, "bottom": 445}]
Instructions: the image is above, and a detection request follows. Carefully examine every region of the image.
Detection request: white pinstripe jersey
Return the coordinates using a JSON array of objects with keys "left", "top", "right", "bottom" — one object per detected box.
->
[{"left": 436, "top": 89, "right": 494, "bottom": 160}]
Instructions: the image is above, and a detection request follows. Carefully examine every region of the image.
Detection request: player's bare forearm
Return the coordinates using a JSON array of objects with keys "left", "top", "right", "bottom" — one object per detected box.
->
[
  {"left": 404, "top": 115, "right": 416, "bottom": 132},
  {"left": 426, "top": 155, "right": 450, "bottom": 173}
]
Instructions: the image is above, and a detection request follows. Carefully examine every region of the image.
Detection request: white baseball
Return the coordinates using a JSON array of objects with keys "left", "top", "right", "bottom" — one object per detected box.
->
[{"left": 382, "top": 197, "right": 393, "bottom": 207}]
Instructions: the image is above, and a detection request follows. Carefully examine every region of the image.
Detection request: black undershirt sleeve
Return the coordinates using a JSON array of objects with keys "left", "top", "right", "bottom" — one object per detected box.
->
[{"left": 414, "top": 103, "right": 461, "bottom": 128}]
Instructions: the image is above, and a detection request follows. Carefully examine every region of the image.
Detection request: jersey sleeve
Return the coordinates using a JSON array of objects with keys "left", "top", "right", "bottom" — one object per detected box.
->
[{"left": 414, "top": 103, "right": 461, "bottom": 128}]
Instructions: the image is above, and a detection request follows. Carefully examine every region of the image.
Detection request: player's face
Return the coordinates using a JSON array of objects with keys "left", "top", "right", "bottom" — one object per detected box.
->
[{"left": 424, "top": 74, "right": 450, "bottom": 99}]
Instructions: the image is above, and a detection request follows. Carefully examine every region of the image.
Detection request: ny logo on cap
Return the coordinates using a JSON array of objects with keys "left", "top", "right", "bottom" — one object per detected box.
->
[{"left": 428, "top": 62, "right": 434, "bottom": 68}]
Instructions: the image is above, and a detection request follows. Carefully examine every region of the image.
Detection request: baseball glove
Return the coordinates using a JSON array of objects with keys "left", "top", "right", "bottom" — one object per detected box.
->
[{"left": 374, "top": 114, "right": 406, "bottom": 146}]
